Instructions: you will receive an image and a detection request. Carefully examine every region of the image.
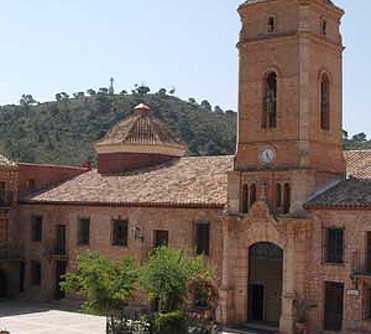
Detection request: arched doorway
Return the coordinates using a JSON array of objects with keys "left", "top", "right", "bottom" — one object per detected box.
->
[
  {"left": 0, "top": 270, "right": 7, "bottom": 298},
  {"left": 248, "top": 242, "right": 283, "bottom": 326}
]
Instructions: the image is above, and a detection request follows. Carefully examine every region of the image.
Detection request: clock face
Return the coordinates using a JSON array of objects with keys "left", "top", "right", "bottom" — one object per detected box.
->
[{"left": 260, "top": 148, "right": 275, "bottom": 164}]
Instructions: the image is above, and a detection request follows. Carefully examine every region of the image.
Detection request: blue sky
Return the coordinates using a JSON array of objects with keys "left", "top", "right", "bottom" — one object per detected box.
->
[{"left": 0, "top": 0, "right": 369, "bottom": 136}]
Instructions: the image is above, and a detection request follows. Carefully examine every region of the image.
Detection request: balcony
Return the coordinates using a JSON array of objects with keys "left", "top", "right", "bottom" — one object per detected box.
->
[
  {"left": 0, "top": 242, "right": 23, "bottom": 261},
  {"left": 351, "top": 251, "right": 371, "bottom": 280}
]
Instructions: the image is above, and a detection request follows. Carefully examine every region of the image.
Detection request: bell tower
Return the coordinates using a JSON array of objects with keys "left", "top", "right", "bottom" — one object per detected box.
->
[{"left": 229, "top": 0, "right": 345, "bottom": 215}]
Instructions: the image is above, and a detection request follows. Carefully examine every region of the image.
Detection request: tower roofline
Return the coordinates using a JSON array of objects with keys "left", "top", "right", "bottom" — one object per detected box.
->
[{"left": 239, "top": 0, "right": 344, "bottom": 16}]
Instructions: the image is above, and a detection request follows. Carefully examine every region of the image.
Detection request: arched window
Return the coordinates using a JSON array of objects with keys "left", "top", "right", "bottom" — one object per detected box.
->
[
  {"left": 283, "top": 183, "right": 291, "bottom": 214},
  {"left": 242, "top": 184, "right": 249, "bottom": 214},
  {"left": 250, "top": 184, "right": 257, "bottom": 207},
  {"left": 321, "top": 74, "right": 330, "bottom": 130},
  {"left": 263, "top": 72, "right": 277, "bottom": 129},
  {"left": 268, "top": 16, "right": 275, "bottom": 33},
  {"left": 275, "top": 184, "right": 282, "bottom": 208}
]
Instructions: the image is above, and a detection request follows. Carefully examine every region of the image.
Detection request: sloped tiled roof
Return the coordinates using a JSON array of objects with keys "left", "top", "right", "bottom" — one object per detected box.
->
[
  {"left": 24, "top": 156, "right": 234, "bottom": 207},
  {"left": 305, "top": 150, "right": 371, "bottom": 208},
  {"left": 305, "top": 178, "right": 371, "bottom": 209},
  {"left": 95, "top": 105, "right": 185, "bottom": 149},
  {"left": 344, "top": 150, "right": 371, "bottom": 179},
  {"left": 21, "top": 149, "right": 371, "bottom": 209}
]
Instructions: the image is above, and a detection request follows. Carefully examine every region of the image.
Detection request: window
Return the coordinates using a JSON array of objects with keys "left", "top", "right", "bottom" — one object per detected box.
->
[
  {"left": 263, "top": 72, "right": 277, "bottom": 129},
  {"left": 242, "top": 184, "right": 249, "bottom": 214},
  {"left": 326, "top": 228, "right": 344, "bottom": 264},
  {"left": 112, "top": 219, "right": 128, "bottom": 247},
  {"left": 27, "top": 179, "right": 36, "bottom": 191},
  {"left": 366, "top": 232, "right": 371, "bottom": 273},
  {"left": 250, "top": 184, "right": 257, "bottom": 207},
  {"left": 77, "top": 218, "right": 90, "bottom": 245},
  {"left": 153, "top": 230, "right": 169, "bottom": 248},
  {"left": 268, "top": 16, "right": 275, "bottom": 33},
  {"left": 322, "top": 19, "right": 327, "bottom": 36},
  {"left": 283, "top": 183, "right": 291, "bottom": 214},
  {"left": 31, "top": 261, "right": 42, "bottom": 286},
  {"left": 31, "top": 216, "right": 43, "bottom": 242},
  {"left": 0, "top": 182, "right": 5, "bottom": 204},
  {"left": 275, "top": 183, "right": 282, "bottom": 209},
  {"left": 196, "top": 223, "right": 210, "bottom": 256},
  {"left": 367, "top": 288, "right": 371, "bottom": 319},
  {"left": 321, "top": 74, "right": 330, "bottom": 130}
]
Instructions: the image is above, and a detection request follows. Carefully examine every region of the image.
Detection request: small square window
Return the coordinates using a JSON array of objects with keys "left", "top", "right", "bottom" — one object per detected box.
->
[{"left": 153, "top": 230, "right": 169, "bottom": 248}]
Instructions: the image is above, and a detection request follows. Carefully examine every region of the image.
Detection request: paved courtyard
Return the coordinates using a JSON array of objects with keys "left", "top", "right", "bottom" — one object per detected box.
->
[
  {"left": 0, "top": 301, "right": 106, "bottom": 334},
  {"left": 0, "top": 302, "right": 235, "bottom": 334}
]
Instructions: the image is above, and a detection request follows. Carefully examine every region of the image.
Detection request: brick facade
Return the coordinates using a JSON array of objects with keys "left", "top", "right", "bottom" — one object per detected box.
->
[{"left": 1, "top": 1, "right": 371, "bottom": 334}]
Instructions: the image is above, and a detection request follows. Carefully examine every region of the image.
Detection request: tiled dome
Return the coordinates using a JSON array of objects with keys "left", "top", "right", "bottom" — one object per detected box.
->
[{"left": 94, "top": 104, "right": 187, "bottom": 175}]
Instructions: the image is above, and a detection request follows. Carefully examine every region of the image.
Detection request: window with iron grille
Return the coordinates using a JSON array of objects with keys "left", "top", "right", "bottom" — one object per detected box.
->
[
  {"left": 77, "top": 218, "right": 90, "bottom": 245},
  {"left": 31, "top": 260, "right": 42, "bottom": 286},
  {"left": 112, "top": 219, "right": 128, "bottom": 247},
  {"left": 31, "top": 216, "right": 43, "bottom": 242},
  {"left": 195, "top": 223, "right": 210, "bottom": 256},
  {"left": 326, "top": 228, "right": 344, "bottom": 264},
  {"left": 153, "top": 230, "right": 169, "bottom": 248}
]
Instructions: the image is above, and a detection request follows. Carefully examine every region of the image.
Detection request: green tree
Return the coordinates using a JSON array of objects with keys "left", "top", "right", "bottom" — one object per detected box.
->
[
  {"left": 98, "top": 87, "right": 109, "bottom": 95},
  {"left": 352, "top": 132, "right": 367, "bottom": 142},
  {"left": 87, "top": 89, "right": 97, "bottom": 96},
  {"left": 200, "top": 100, "right": 212, "bottom": 111},
  {"left": 158, "top": 88, "right": 167, "bottom": 96},
  {"left": 73, "top": 92, "right": 85, "bottom": 99},
  {"left": 133, "top": 84, "right": 150, "bottom": 96},
  {"left": 61, "top": 252, "right": 139, "bottom": 315},
  {"left": 141, "top": 247, "right": 214, "bottom": 313},
  {"left": 20, "top": 94, "right": 37, "bottom": 106}
]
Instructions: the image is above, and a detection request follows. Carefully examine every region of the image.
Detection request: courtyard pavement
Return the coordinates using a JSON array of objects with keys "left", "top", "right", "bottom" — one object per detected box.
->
[
  {"left": 0, "top": 301, "right": 234, "bottom": 334},
  {"left": 0, "top": 301, "right": 106, "bottom": 334}
]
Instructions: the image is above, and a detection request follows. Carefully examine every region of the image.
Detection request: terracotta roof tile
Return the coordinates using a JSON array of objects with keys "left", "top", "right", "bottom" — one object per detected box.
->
[
  {"left": 25, "top": 156, "right": 234, "bottom": 207},
  {"left": 305, "top": 178, "right": 371, "bottom": 209},
  {"left": 22, "top": 150, "right": 371, "bottom": 208},
  {"left": 344, "top": 150, "right": 371, "bottom": 179}
]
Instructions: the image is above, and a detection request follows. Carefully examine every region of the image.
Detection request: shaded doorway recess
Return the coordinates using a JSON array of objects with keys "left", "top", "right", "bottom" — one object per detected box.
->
[
  {"left": 248, "top": 242, "right": 283, "bottom": 326},
  {"left": 324, "top": 281, "right": 344, "bottom": 332},
  {"left": 0, "top": 269, "right": 7, "bottom": 298}
]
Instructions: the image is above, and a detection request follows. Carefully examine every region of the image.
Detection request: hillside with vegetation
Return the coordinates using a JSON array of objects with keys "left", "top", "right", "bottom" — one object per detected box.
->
[
  {"left": 0, "top": 86, "right": 237, "bottom": 166},
  {"left": 0, "top": 85, "right": 368, "bottom": 167}
]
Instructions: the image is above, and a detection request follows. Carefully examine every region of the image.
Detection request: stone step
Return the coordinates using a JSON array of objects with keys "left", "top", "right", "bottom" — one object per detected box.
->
[{"left": 223, "top": 324, "right": 279, "bottom": 334}]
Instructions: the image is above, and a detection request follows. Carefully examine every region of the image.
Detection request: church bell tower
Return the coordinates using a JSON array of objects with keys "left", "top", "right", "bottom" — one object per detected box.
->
[{"left": 229, "top": 0, "right": 345, "bottom": 215}]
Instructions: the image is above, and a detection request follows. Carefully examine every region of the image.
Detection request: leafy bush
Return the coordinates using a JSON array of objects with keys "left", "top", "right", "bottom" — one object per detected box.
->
[
  {"left": 140, "top": 247, "right": 214, "bottom": 313},
  {"left": 61, "top": 252, "right": 139, "bottom": 315}
]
